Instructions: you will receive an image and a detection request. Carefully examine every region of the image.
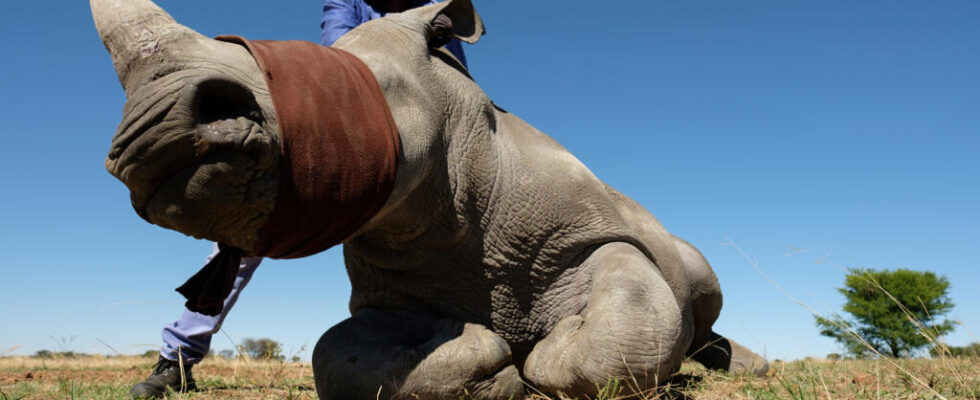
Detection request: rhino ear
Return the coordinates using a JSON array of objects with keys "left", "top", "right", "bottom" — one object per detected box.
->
[{"left": 425, "top": 0, "right": 484, "bottom": 45}]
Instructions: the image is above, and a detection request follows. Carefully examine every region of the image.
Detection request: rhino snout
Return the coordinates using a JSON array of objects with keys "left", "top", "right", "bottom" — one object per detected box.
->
[
  {"left": 105, "top": 73, "right": 279, "bottom": 249},
  {"left": 107, "top": 75, "right": 261, "bottom": 202}
]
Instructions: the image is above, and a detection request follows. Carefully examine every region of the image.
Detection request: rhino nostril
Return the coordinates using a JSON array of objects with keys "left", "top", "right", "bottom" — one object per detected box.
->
[{"left": 193, "top": 78, "right": 263, "bottom": 126}]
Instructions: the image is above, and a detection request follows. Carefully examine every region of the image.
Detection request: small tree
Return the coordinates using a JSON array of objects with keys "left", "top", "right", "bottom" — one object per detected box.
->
[
  {"left": 815, "top": 268, "right": 955, "bottom": 358},
  {"left": 239, "top": 338, "right": 283, "bottom": 360}
]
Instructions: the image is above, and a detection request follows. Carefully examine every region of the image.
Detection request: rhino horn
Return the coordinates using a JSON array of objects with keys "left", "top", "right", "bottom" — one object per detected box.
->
[{"left": 90, "top": 0, "right": 204, "bottom": 92}]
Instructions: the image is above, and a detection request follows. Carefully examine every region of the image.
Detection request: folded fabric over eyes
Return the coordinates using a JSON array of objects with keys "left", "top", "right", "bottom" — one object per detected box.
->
[{"left": 177, "top": 36, "right": 401, "bottom": 316}]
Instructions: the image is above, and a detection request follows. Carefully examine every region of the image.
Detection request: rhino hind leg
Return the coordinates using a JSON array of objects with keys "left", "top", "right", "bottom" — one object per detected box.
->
[
  {"left": 673, "top": 235, "right": 768, "bottom": 376},
  {"left": 523, "top": 242, "right": 688, "bottom": 397},
  {"left": 312, "top": 308, "right": 523, "bottom": 400},
  {"left": 687, "top": 331, "right": 769, "bottom": 376}
]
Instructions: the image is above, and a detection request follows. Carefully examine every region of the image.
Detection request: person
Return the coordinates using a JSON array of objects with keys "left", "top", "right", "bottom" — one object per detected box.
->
[
  {"left": 129, "top": 1, "right": 466, "bottom": 398},
  {"left": 129, "top": 245, "right": 262, "bottom": 398},
  {"left": 320, "top": 0, "right": 466, "bottom": 67}
]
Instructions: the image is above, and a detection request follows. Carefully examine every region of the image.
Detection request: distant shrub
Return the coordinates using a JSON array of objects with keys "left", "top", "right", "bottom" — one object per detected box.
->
[
  {"left": 826, "top": 353, "right": 841, "bottom": 361},
  {"left": 240, "top": 338, "right": 283, "bottom": 361},
  {"left": 33, "top": 350, "right": 81, "bottom": 359},
  {"left": 931, "top": 342, "right": 980, "bottom": 358},
  {"left": 218, "top": 349, "right": 236, "bottom": 360}
]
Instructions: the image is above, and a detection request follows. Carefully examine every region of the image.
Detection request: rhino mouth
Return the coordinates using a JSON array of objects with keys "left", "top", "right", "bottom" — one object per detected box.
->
[{"left": 106, "top": 73, "right": 267, "bottom": 217}]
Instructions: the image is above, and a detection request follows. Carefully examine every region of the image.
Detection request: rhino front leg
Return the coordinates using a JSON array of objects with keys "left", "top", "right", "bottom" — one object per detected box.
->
[
  {"left": 688, "top": 331, "right": 769, "bottom": 376},
  {"left": 312, "top": 308, "right": 524, "bottom": 400},
  {"left": 524, "top": 242, "right": 688, "bottom": 397},
  {"left": 672, "top": 236, "right": 768, "bottom": 376}
]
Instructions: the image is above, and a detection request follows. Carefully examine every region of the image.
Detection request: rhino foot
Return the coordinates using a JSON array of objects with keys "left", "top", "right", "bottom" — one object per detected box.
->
[
  {"left": 688, "top": 331, "right": 769, "bottom": 376},
  {"left": 312, "top": 308, "right": 524, "bottom": 400}
]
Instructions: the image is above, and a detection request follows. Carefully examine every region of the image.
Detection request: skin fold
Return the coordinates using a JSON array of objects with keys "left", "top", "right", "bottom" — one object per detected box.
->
[{"left": 90, "top": 0, "right": 768, "bottom": 398}]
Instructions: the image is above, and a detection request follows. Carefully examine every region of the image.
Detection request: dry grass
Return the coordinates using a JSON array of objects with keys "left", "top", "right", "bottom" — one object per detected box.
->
[
  {"left": 2, "top": 354, "right": 978, "bottom": 399},
  {"left": 680, "top": 358, "right": 980, "bottom": 400},
  {"left": 0, "top": 355, "right": 314, "bottom": 399}
]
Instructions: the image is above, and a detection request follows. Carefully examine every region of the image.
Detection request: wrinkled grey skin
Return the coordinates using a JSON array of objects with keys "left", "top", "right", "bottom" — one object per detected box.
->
[{"left": 91, "top": 0, "right": 768, "bottom": 398}]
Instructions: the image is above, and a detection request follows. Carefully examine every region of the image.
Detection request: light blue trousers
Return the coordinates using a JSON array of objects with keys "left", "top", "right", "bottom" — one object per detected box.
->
[{"left": 160, "top": 243, "right": 263, "bottom": 364}]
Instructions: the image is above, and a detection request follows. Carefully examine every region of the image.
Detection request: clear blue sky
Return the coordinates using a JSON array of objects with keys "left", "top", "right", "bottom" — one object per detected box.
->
[{"left": 0, "top": 0, "right": 977, "bottom": 362}]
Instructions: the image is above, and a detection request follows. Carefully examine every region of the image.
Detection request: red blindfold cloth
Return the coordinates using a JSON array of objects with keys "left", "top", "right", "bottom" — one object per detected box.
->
[{"left": 176, "top": 36, "right": 400, "bottom": 316}]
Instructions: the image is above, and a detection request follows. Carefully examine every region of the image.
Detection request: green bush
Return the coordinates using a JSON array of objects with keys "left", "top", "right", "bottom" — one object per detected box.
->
[{"left": 931, "top": 342, "right": 980, "bottom": 358}]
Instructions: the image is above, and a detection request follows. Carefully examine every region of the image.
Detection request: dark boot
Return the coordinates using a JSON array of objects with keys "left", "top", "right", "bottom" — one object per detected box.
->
[{"left": 129, "top": 355, "right": 197, "bottom": 398}]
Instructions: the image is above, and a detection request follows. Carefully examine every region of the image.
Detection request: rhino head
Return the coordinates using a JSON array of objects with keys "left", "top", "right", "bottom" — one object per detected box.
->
[{"left": 92, "top": 0, "right": 484, "bottom": 254}]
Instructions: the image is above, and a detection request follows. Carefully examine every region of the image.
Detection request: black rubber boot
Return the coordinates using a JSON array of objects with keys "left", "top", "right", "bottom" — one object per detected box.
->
[{"left": 129, "top": 355, "right": 197, "bottom": 399}]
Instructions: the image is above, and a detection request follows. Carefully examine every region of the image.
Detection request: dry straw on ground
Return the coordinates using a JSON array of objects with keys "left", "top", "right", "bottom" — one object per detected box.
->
[{"left": 1, "top": 354, "right": 978, "bottom": 399}]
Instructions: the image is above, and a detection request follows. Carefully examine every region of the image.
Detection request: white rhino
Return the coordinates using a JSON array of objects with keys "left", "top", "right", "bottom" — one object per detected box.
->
[{"left": 91, "top": 0, "right": 768, "bottom": 398}]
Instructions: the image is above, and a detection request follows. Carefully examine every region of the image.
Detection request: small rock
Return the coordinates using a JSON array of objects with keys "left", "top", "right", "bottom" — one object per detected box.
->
[{"left": 25, "top": 371, "right": 34, "bottom": 379}]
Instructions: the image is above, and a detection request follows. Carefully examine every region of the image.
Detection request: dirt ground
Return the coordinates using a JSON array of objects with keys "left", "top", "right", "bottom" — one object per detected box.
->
[{"left": 1, "top": 355, "right": 978, "bottom": 399}]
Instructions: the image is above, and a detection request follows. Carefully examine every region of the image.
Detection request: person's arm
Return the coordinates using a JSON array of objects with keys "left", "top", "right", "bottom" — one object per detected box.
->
[{"left": 320, "top": 0, "right": 360, "bottom": 46}]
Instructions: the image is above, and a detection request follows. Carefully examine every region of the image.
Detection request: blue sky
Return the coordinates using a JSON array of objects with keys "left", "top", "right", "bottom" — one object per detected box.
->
[{"left": 0, "top": 0, "right": 977, "bottom": 362}]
